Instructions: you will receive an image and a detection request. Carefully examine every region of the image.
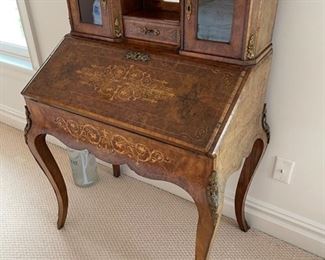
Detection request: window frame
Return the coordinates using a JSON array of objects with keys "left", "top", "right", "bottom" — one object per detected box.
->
[
  {"left": 0, "top": 41, "right": 30, "bottom": 60},
  {"left": 0, "top": 0, "right": 41, "bottom": 71}
]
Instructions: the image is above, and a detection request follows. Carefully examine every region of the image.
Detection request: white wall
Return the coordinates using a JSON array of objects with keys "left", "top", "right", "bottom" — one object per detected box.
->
[{"left": 0, "top": 0, "right": 324, "bottom": 257}]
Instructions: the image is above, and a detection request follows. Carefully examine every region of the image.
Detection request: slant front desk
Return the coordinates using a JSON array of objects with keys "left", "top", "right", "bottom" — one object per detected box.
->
[{"left": 22, "top": 0, "right": 278, "bottom": 259}]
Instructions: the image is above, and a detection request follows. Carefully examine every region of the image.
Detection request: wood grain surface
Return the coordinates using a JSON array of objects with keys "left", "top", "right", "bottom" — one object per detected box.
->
[{"left": 22, "top": 36, "right": 248, "bottom": 154}]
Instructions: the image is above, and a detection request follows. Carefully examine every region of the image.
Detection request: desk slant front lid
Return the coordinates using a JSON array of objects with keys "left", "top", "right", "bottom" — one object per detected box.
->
[{"left": 22, "top": 37, "right": 248, "bottom": 154}]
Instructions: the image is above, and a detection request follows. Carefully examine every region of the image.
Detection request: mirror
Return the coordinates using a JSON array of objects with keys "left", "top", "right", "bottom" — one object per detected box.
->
[
  {"left": 78, "top": 0, "right": 103, "bottom": 25},
  {"left": 197, "top": 0, "right": 234, "bottom": 43}
]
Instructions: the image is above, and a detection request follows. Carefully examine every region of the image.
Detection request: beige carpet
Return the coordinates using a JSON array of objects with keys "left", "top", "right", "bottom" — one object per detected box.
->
[{"left": 0, "top": 123, "right": 321, "bottom": 260}]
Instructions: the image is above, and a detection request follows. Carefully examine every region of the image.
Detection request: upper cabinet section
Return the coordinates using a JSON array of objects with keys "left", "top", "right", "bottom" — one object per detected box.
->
[
  {"left": 182, "top": 0, "right": 278, "bottom": 63},
  {"left": 68, "top": 0, "right": 122, "bottom": 39},
  {"left": 183, "top": 0, "right": 247, "bottom": 59},
  {"left": 66, "top": 0, "right": 278, "bottom": 63}
]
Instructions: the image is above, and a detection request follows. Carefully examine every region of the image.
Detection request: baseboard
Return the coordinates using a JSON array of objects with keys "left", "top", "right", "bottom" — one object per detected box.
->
[
  {"left": 107, "top": 164, "right": 325, "bottom": 258},
  {"left": 0, "top": 105, "right": 26, "bottom": 130},
  {"left": 222, "top": 194, "right": 325, "bottom": 258},
  {"left": 1, "top": 108, "right": 324, "bottom": 258}
]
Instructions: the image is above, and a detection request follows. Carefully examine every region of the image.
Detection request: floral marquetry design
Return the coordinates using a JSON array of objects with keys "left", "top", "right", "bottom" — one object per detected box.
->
[
  {"left": 76, "top": 64, "right": 175, "bottom": 103},
  {"left": 54, "top": 117, "right": 171, "bottom": 167}
]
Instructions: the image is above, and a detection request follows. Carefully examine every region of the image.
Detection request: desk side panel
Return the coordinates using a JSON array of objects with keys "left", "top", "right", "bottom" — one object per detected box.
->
[{"left": 213, "top": 54, "right": 272, "bottom": 182}]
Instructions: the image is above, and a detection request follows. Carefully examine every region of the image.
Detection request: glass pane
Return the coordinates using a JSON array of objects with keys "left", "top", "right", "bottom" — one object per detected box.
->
[
  {"left": 78, "top": 0, "right": 103, "bottom": 25},
  {"left": 197, "top": 0, "right": 234, "bottom": 43},
  {"left": 0, "top": 0, "right": 27, "bottom": 48}
]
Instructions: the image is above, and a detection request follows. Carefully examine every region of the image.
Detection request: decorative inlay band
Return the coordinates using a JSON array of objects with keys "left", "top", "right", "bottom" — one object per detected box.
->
[
  {"left": 77, "top": 64, "right": 175, "bottom": 103},
  {"left": 54, "top": 117, "right": 171, "bottom": 167}
]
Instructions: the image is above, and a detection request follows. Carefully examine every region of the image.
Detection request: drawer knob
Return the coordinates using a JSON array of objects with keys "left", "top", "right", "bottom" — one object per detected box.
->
[{"left": 140, "top": 27, "right": 160, "bottom": 36}]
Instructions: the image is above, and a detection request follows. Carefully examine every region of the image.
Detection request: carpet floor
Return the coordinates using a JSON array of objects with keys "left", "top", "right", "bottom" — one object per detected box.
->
[{"left": 0, "top": 123, "right": 321, "bottom": 260}]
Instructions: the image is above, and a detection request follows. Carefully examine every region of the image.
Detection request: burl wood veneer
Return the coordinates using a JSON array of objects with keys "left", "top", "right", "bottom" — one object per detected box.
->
[{"left": 22, "top": 0, "right": 277, "bottom": 259}]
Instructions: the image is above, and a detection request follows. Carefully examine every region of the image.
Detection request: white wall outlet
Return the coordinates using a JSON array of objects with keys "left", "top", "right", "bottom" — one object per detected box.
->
[{"left": 273, "top": 156, "right": 295, "bottom": 184}]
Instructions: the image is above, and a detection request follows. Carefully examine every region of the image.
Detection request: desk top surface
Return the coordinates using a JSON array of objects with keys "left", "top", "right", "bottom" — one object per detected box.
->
[{"left": 22, "top": 36, "right": 248, "bottom": 154}]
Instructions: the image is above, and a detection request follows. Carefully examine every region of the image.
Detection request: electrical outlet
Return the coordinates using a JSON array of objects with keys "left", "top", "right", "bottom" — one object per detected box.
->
[{"left": 273, "top": 156, "right": 295, "bottom": 184}]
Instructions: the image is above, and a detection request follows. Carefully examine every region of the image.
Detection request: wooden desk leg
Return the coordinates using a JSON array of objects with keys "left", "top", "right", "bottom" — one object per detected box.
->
[
  {"left": 113, "top": 164, "right": 121, "bottom": 178},
  {"left": 235, "top": 138, "right": 265, "bottom": 232},
  {"left": 235, "top": 106, "right": 270, "bottom": 232},
  {"left": 191, "top": 173, "right": 224, "bottom": 260},
  {"left": 24, "top": 107, "right": 68, "bottom": 229}
]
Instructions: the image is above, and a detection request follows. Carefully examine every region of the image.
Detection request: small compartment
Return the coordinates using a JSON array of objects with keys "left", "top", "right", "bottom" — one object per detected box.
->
[
  {"left": 123, "top": 16, "right": 180, "bottom": 45},
  {"left": 121, "top": 0, "right": 181, "bottom": 45}
]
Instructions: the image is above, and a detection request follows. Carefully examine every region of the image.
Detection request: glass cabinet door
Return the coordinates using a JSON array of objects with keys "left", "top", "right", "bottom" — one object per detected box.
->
[
  {"left": 197, "top": 0, "right": 234, "bottom": 43},
  {"left": 78, "top": 0, "right": 103, "bottom": 25},
  {"left": 184, "top": 0, "right": 248, "bottom": 58},
  {"left": 68, "top": 0, "right": 113, "bottom": 38}
]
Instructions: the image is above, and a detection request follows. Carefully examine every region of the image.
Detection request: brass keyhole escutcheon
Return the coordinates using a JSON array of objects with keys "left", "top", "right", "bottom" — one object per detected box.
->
[{"left": 186, "top": 0, "right": 192, "bottom": 20}]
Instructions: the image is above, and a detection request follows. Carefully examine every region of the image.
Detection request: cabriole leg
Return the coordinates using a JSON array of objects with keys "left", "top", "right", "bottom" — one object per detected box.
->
[
  {"left": 235, "top": 138, "right": 265, "bottom": 232},
  {"left": 235, "top": 104, "right": 270, "bottom": 232},
  {"left": 24, "top": 107, "right": 68, "bottom": 229},
  {"left": 191, "top": 172, "right": 224, "bottom": 260},
  {"left": 113, "top": 164, "right": 121, "bottom": 178}
]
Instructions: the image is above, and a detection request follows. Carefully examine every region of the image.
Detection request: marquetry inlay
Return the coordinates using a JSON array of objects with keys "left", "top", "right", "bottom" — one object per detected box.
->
[
  {"left": 54, "top": 117, "right": 171, "bottom": 167},
  {"left": 76, "top": 64, "right": 175, "bottom": 103}
]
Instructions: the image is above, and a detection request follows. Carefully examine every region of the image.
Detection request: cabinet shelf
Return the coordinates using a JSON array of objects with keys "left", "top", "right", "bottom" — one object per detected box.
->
[{"left": 123, "top": 9, "right": 180, "bottom": 25}]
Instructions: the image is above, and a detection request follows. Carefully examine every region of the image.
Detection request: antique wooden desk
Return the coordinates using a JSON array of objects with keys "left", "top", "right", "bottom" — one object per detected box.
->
[{"left": 22, "top": 0, "right": 277, "bottom": 259}]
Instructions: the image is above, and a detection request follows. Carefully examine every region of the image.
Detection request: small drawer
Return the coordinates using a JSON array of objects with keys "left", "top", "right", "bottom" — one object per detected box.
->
[{"left": 123, "top": 17, "right": 180, "bottom": 46}]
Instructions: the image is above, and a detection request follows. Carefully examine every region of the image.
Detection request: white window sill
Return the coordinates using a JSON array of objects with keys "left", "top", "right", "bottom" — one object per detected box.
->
[
  {"left": 0, "top": 52, "right": 33, "bottom": 72},
  {"left": 0, "top": 1, "right": 41, "bottom": 73}
]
